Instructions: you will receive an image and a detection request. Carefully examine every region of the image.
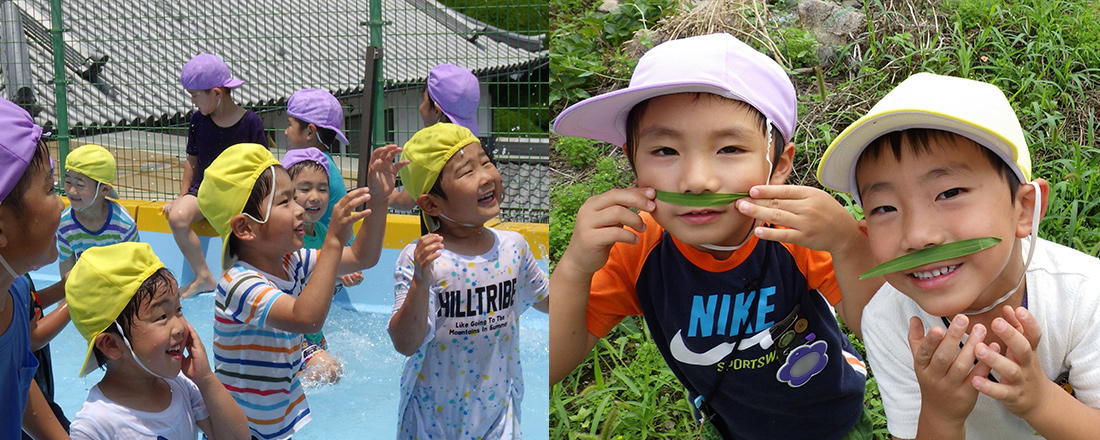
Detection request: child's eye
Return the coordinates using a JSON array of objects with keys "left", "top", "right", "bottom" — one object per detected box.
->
[
  {"left": 718, "top": 146, "right": 743, "bottom": 154},
  {"left": 652, "top": 147, "right": 678, "bottom": 156},
  {"left": 868, "top": 205, "right": 897, "bottom": 215},
  {"left": 156, "top": 313, "right": 168, "bottom": 322},
  {"left": 937, "top": 188, "right": 964, "bottom": 200}
]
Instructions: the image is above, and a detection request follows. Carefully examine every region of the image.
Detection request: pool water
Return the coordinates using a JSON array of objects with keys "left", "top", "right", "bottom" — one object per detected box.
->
[{"left": 29, "top": 233, "right": 549, "bottom": 439}]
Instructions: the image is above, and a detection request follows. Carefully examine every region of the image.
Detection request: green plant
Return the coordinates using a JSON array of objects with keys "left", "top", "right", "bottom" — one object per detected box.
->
[
  {"left": 557, "top": 136, "right": 603, "bottom": 168},
  {"left": 778, "top": 27, "right": 820, "bottom": 69}
]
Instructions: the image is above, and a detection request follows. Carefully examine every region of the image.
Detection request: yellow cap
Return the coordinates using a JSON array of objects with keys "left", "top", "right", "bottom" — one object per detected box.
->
[
  {"left": 196, "top": 143, "right": 279, "bottom": 269},
  {"left": 817, "top": 72, "right": 1030, "bottom": 206},
  {"left": 398, "top": 123, "right": 479, "bottom": 231},
  {"left": 67, "top": 242, "right": 166, "bottom": 377},
  {"left": 66, "top": 144, "right": 116, "bottom": 185}
]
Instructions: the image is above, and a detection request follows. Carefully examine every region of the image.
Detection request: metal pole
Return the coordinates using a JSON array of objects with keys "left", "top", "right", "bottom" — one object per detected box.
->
[
  {"left": 368, "top": 0, "right": 385, "bottom": 150},
  {"left": 48, "top": 0, "right": 70, "bottom": 184}
]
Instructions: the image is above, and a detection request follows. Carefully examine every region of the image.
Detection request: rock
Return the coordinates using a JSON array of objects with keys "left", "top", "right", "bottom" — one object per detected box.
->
[
  {"left": 798, "top": 0, "right": 864, "bottom": 46},
  {"left": 597, "top": 0, "right": 620, "bottom": 13}
]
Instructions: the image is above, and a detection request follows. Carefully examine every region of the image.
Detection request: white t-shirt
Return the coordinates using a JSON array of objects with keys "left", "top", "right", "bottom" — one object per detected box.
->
[
  {"left": 69, "top": 373, "right": 209, "bottom": 440},
  {"left": 864, "top": 238, "right": 1100, "bottom": 439},
  {"left": 392, "top": 228, "right": 549, "bottom": 440}
]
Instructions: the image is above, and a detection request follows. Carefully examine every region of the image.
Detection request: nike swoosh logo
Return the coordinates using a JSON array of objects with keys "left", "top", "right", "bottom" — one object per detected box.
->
[{"left": 669, "top": 328, "right": 776, "bottom": 366}]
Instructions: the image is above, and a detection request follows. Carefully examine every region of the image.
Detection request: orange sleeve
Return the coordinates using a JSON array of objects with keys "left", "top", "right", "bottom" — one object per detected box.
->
[
  {"left": 585, "top": 213, "right": 664, "bottom": 338},
  {"left": 783, "top": 242, "right": 842, "bottom": 305}
]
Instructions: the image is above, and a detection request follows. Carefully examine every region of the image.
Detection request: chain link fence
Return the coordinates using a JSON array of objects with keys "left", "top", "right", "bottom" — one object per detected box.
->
[{"left": 0, "top": 0, "right": 548, "bottom": 223}]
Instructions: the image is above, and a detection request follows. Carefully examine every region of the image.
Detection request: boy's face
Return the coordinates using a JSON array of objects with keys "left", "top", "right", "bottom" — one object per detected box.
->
[
  {"left": 856, "top": 136, "right": 1030, "bottom": 316},
  {"left": 250, "top": 168, "right": 306, "bottom": 254},
  {"left": 187, "top": 89, "right": 217, "bottom": 116},
  {"left": 126, "top": 276, "right": 188, "bottom": 378},
  {"left": 292, "top": 166, "right": 329, "bottom": 225},
  {"left": 284, "top": 117, "right": 313, "bottom": 150},
  {"left": 419, "top": 89, "right": 441, "bottom": 127},
  {"left": 0, "top": 158, "right": 63, "bottom": 274},
  {"left": 633, "top": 93, "right": 787, "bottom": 249},
  {"left": 436, "top": 143, "right": 501, "bottom": 226},
  {"left": 64, "top": 170, "right": 108, "bottom": 211}
]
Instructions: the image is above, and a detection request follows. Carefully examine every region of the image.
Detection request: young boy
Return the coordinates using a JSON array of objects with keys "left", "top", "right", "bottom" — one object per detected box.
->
[
  {"left": 281, "top": 147, "right": 349, "bottom": 383},
  {"left": 284, "top": 88, "right": 350, "bottom": 226},
  {"left": 388, "top": 123, "right": 549, "bottom": 439},
  {"left": 65, "top": 242, "right": 249, "bottom": 439},
  {"left": 817, "top": 72, "right": 1100, "bottom": 439},
  {"left": 551, "top": 33, "right": 882, "bottom": 439},
  {"left": 58, "top": 143, "right": 139, "bottom": 275}
]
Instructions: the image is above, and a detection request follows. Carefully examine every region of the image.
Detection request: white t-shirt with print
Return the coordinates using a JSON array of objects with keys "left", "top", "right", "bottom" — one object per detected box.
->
[
  {"left": 69, "top": 373, "right": 209, "bottom": 440},
  {"left": 392, "top": 228, "right": 549, "bottom": 440},
  {"left": 864, "top": 238, "right": 1100, "bottom": 439}
]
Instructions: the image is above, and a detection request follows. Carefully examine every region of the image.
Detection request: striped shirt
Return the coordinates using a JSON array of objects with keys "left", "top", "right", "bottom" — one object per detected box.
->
[
  {"left": 213, "top": 249, "right": 316, "bottom": 440},
  {"left": 56, "top": 200, "right": 139, "bottom": 262}
]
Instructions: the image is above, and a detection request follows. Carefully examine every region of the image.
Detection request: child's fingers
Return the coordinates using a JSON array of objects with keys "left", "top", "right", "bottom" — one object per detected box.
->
[
  {"left": 590, "top": 187, "right": 655, "bottom": 213},
  {"left": 1013, "top": 307, "right": 1042, "bottom": 350},
  {"left": 990, "top": 317, "right": 1035, "bottom": 365},
  {"left": 908, "top": 316, "right": 937, "bottom": 368},
  {"left": 747, "top": 184, "right": 811, "bottom": 201},
  {"left": 931, "top": 315, "right": 971, "bottom": 374},
  {"left": 949, "top": 323, "right": 987, "bottom": 381}
]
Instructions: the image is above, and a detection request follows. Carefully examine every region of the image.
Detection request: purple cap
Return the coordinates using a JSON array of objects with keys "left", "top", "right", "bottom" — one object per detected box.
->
[
  {"left": 0, "top": 97, "right": 43, "bottom": 203},
  {"left": 554, "top": 33, "right": 796, "bottom": 146},
  {"left": 427, "top": 64, "right": 480, "bottom": 137},
  {"left": 287, "top": 89, "right": 349, "bottom": 146},
  {"left": 180, "top": 53, "right": 245, "bottom": 90},
  {"left": 281, "top": 147, "right": 330, "bottom": 173}
]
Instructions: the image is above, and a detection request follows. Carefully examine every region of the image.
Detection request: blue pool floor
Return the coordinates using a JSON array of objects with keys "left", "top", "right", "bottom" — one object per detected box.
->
[{"left": 29, "top": 231, "right": 549, "bottom": 439}]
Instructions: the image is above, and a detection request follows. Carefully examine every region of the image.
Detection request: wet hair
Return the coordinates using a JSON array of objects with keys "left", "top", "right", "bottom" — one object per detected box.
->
[
  {"left": 92, "top": 268, "right": 177, "bottom": 368},
  {"left": 227, "top": 165, "right": 282, "bottom": 258},
  {"left": 1, "top": 141, "right": 52, "bottom": 212},
  {"left": 623, "top": 93, "right": 785, "bottom": 172},
  {"left": 290, "top": 116, "right": 338, "bottom": 151},
  {"left": 857, "top": 129, "right": 1020, "bottom": 200},
  {"left": 286, "top": 160, "right": 327, "bottom": 180}
]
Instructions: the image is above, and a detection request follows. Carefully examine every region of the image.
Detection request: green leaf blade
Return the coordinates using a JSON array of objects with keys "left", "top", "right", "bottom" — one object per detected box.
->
[
  {"left": 859, "top": 237, "right": 1003, "bottom": 280},
  {"left": 654, "top": 190, "right": 749, "bottom": 207}
]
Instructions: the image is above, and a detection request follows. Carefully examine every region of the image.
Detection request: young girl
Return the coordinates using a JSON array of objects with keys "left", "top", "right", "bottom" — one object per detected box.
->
[
  {"left": 165, "top": 53, "right": 267, "bottom": 298},
  {"left": 388, "top": 123, "right": 549, "bottom": 439},
  {"left": 0, "top": 97, "right": 68, "bottom": 439},
  {"left": 197, "top": 142, "right": 404, "bottom": 439},
  {"left": 280, "top": 147, "right": 349, "bottom": 384}
]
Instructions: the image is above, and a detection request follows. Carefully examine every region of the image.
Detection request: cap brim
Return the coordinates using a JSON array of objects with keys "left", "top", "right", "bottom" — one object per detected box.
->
[
  {"left": 818, "top": 109, "right": 1026, "bottom": 203},
  {"left": 79, "top": 334, "right": 101, "bottom": 377},
  {"left": 553, "top": 81, "right": 746, "bottom": 146},
  {"left": 442, "top": 112, "right": 479, "bottom": 138},
  {"left": 224, "top": 78, "right": 245, "bottom": 89}
]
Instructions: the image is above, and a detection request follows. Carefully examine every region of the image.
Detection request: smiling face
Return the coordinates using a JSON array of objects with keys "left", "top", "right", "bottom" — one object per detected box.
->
[
  {"left": 125, "top": 273, "right": 188, "bottom": 378},
  {"left": 855, "top": 132, "right": 1032, "bottom": 316},
  {"left": 64, "top": 170, "right": 108, "bottom": 211},
  {"left": 631, "top": 93, "right": 790, "bottom": 250},
  {"left": 251, "top": 168, "right": 306, "bottom": 255},
  {"left": 434, "top": 143, "right": 502, "bottom": 227},
  {"left": 290, "top": 165, "right": 329, "bottom": 225}
]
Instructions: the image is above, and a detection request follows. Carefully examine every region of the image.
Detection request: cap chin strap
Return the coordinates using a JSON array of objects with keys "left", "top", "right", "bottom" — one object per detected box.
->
[
  {"left": 114, "top": 322, "right": 173, "bottom": 380},
  {"left": 701, "top": 120, "right": 775, "bottom": 252},
  {"left": 439, "top": 212, "right": 477, "bottom": 227},
  {"left": 0, "top": 251, "right": 19, "bottom": 280},
  {"left": 243, "top": 167, "right": 276, "bottom": 224},
  {"left": 964, "top": 181, "right": 1042, "bottom": 315},
  {"left": 74, "top": 182, "right": 102, "bottom": 212}
]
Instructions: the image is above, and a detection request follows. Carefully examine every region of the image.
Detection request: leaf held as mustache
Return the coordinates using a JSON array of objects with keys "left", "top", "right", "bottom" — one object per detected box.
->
[
  {"left": 654, "top": 190, "right": 750, "bottom": 207},
  {"left": 859, "top": 237, "right": 1002, "bottom": 280}
]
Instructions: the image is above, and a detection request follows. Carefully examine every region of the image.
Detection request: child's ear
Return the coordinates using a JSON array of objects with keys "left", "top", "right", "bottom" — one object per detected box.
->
[
  {"left": 306, "top": 123, "right": 319, "bottom": 140},
  {"left": 768, "top": 141, "right": 796, "bottom": 184},
  {"left": 857, "top": 218, "right": 869, "bottom": 238},
  {"left": 230, "top": 214, "right": 257, "bottom": 242},
  {"left": 99, "top": 183, "right": 112, "bottom": 196},
  {"left": 416, "top": 194, "right": 443, "bottom": 217},
  {"left": 94, "top": 333, "right": 125, "bottom": 361},
  {"left": 1016, "top": 178, "right": 1050, "bottom": 238}
]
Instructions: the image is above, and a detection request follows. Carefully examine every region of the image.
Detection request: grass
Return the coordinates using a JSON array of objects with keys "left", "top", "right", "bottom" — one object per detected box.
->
[{"left": 550, "top": 0, "right": 1100, "bottom": 438}]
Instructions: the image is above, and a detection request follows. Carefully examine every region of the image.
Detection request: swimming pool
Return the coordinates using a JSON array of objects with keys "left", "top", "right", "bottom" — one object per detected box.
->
[{"left": 29, "top": 226, "right": 549, "bottom": 439}]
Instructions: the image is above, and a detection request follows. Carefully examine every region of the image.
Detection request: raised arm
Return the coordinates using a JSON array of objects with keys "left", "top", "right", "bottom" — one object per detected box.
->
[
  {"left": 184, "top": 324, "right": 250, "bottom": 440},
  {"left": 339, "top": 144, "right": 408, "bottom": 274},
  {"left": 388, "top": 234, "right": 444, "bottom": 356},
  {"left": 550, "top": 187, "right": 654, "bottom": 384}
]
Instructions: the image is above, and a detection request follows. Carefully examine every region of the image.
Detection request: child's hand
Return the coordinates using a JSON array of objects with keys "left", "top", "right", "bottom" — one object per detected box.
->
[
  {"left": 365, "top": 144, "right": 409, "bottom": 205},
  {"left": 339, "top": 271, "right": 364, "bottom": 287},
  {"left": 909, "top": 315, "right": 996, "bottom": 424},
  {"left": 561, "top": 187, "right": 655, "bottom": 278},
  {"left": 328, "top": 187, "right": 374, "bottom": 245},
  {"left": 735, "top": 185, "right": 858, "bottom": 253},
  {"left": 972, "top": 306, "right": 1049, "bottom": 418},
  {"left": 181, "top": 323, "right": 214, "bottom": 381},
  {"left": 413, "top": 233, "right": 444, "bottom": 283},
  {"left": 161, "top": 199, "right": 176, "bottom": 215}
]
